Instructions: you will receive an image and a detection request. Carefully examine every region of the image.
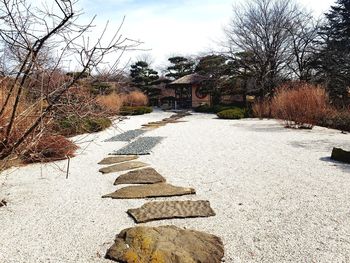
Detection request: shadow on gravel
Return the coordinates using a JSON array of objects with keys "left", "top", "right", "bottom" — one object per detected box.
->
[
  {"left": 320, "top": 157, "right": 350, "bottom": 173},
  {"left": 234, "top": 122, "right": 293, "bottom": 133},
  {"left": 289, "top": 139, "right": 350, "bottom": 152}
]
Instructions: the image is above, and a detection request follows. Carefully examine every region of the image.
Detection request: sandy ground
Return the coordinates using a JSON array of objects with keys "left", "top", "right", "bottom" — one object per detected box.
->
[{"left": 0, "top": 110, "right": 350, "bottom": 263}]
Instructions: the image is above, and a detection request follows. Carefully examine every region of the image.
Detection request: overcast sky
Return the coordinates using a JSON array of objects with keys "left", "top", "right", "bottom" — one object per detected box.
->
[{"left": 79, "top": 0, "right": 335, "bottom": 71}]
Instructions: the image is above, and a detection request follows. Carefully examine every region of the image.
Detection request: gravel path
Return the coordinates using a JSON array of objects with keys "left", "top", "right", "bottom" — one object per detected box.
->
[
  {"left": 112, "top": 136, "right": 164, "bottom": 155},
  {"left": 0, "top": 111, "right": 349, "bottom": 263},
  {"left": 105, "top": 129, "right": 146, "bottom": 142}
]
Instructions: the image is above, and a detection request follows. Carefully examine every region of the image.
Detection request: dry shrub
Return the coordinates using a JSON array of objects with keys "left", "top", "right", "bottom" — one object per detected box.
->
[
  {"left": 123, "top": 91, "right": 148, "bottom": 106},
  {"left": 270, "top": 83, "right": 330, "bottom": 128},
  {"left": 22, "top": 134, "right": 78, "bottom": 163},
  {"left": 96, "top": 92, "right": 124, "bottom": 115},
  {"left": 252, "top": 99, "right": 272, "bottom": 119},
  {"left": 0, "top": 85, "right": 41, "bottom": 146}
]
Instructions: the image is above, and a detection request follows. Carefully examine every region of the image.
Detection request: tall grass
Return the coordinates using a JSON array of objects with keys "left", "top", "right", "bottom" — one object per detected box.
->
[
  {"left": 252, "top": 99, "right": 272, "bottom": 119},
  {"left": 96, "top": 92, "right": 124, "bottom": 115},
  {"left": 270, "top": 84, "right": 329, "bottom": 128},
  {"left": 123, "top": 91, "right": 148, "bottom": 106}
]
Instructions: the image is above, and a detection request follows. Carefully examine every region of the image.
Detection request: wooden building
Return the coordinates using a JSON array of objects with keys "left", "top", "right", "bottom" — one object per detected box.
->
[{"left": 167, "top": 73, "right": 210, "bottom": 109}]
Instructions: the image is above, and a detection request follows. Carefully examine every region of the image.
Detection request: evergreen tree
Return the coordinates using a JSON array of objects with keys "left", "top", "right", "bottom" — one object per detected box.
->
[
  {"left": 195, "top": 55, "right": 230, "bottom": 104},
  {"left": 165, "top": 56, "right": 195, "bottom": 80},
  {"left": 130, "top": 61, "right": 160, "bottom": 98},
  {"left": 318, "top": 0, "right": 350, "bottom": 99}
]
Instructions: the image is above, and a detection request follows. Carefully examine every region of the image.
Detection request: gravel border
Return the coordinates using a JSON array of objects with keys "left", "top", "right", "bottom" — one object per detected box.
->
[{"left": 105, "top": 129, "right": 146, "bottom": 142}]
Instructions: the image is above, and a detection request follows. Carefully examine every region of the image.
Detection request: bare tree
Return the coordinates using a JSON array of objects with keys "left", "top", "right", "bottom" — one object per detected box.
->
[
  {"left": 224, "top": 0, "right": 304, "bottom": 96},
  {"left": 287, "top": 14, "right": 321, "bottom": 81},
  {"left": 0, "top": 0, "right": 140, "bottom": 159}
]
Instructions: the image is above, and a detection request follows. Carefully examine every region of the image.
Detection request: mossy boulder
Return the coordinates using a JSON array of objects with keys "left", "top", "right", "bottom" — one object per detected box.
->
[
  {"left": 331, "top": 147, "right": 350, "bottom": 164},
  {"left": 105, "top": 225, "right": 224, "bottom": 263}
]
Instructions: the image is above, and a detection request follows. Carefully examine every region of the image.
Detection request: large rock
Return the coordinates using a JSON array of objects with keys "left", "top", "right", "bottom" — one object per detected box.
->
[
  {"left": 105, "top": 225, "right": 224, "bottom": 263},
  {"left": 127, "top": 200, "right": 216, "bottom": 223},
  {"left": 98, "top": 156, "right": 138, "bottom": 165},
  {"left": 102, "top": 183, "right": 195, "bottom": 199},
  {"left": 114, "top": 168, "right": 166, "bottom": 185},
  {"left": 331, "top": 147, "right": 350, "bottom": 164},
  {"left": 99, "top": 161, "right": 148, "bottom": 174}
]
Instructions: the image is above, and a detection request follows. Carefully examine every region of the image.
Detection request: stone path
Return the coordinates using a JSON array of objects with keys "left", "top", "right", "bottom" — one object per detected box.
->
[{"left": 99, "top": 111, "right": 224, "bottom": 262}]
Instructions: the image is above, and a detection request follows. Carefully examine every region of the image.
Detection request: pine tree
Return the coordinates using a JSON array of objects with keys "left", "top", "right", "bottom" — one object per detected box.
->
[
  {"left": 165, "top": 56, "right": 195, "bottom": 80},
  {"left": 319, "top": 0, "right": 350, "bottom": 99},
  {"left": 130, "top": 61, "right": 160, "bottom": 98}
]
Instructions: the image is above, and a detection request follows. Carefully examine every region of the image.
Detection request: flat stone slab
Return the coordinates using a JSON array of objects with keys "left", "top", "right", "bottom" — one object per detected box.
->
[
  {"left": 127, "top": 200, "right": 216, "bottom": 223},
  {"left": 331, "top": 147, "right": 350, "bottom": 164},
  {"left": 105, "top": 129, "right": 146, "bottom": 142},
  {"left": 99, "top": 161, "right": 148, "bottom": 174},
  {"left": 102, "top": 183, "right": 195, "bottom": 199},
  {"left": 111, "top": 137, "right": 164, "bottom": 155},
  {"left": 114, "top": 168, "right": 166, "bottom": 185},
  {"left": 105, "top": 225, "right": 224, "bottom": 263},
  {"left": 98, "top": 156, "right": 138, "bottom": 165}
]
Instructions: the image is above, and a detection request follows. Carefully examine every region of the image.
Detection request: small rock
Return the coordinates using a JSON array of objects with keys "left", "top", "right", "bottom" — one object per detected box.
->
[{"left": 0, "top": 199, "right": 7, "bottom": 207}]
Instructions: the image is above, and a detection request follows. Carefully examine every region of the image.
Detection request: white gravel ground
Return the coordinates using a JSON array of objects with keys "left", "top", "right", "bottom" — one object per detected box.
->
[{"left": 0, "top": 110, "right": 349, "bottom": 263}]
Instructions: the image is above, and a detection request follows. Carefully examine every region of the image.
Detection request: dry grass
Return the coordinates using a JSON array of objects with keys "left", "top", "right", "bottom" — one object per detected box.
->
[
  {"left": 96, "top": 92, "right": 124, "bottom": 115},
  {"left": 123, "top": 91, "right": 148, "bottom": 107},
  {"left": 252, "top": 99, "right": 272, "bottom": 119},
  {"left": 270, "top": 83, "right": 330, "bottom": 128}
]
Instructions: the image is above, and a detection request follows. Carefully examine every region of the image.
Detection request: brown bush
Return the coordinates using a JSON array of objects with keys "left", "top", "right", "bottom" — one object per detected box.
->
[
  {"left": 96, "top": 92, "right": 124, "bottom": 115},
  {"left": 0, "top": 85, "right": 41, "bottom": 146},
  {"left": 270, "top": 84, "right": 330, "bottom": 128},
  {"left": 252, "top": 99, "right": 272, "bottom": 119},
  {"left": 123, "top": 91, "right": 148, "bottom": 106},
  {"left": 22, "top": 134, "right": 78, "bottom": 163}
]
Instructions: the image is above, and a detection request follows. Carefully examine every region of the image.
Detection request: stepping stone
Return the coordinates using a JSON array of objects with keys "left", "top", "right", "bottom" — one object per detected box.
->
[
  {"left": 162, "top": 118, "right": 186, "bottom": 123},
  {"left": 114, "top": 168, "right": 166, "bottom": 185},
  {"left": 98, "top": 156, "right": 138, "bottom": 165},
  {"left": 105, "top": 129, "right": 146, "bottom": 142},
  {"left": 141, "top": 124, "right": 163, "bottom": 129},
  {"left": 127, "top": 200, "right": 216, "bottom": 223},
  {"left": 111, "top": 137, "right": 163, "bottom": 155},
  {"left": 99, "top": 161, "right": 148, "bottom": 174},
  {"left": 102, "top": 183, "right": 195, "bottom": 199},
  {"left": 331, "top": 147, "right": 350, "bottom": 164},
  {"left": 105, "top": 225, "right": 224, "bottom": 263},
  {"left": 147, "top": 121, "right": 166, "bottom": 125}
]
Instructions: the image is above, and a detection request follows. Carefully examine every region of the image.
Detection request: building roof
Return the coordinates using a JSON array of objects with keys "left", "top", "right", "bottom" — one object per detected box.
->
[{"left": 169, "top": 73, "right": 207, "bottom": 85}]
